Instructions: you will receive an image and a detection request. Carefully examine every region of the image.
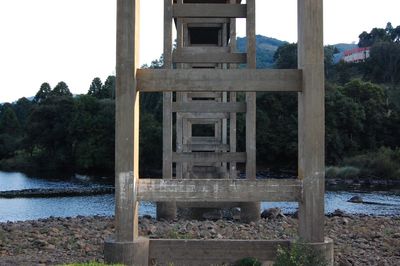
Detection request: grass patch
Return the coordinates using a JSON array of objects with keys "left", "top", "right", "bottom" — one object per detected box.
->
[{"left": 166, "top": 228, "right": 193, "bottom": 239}]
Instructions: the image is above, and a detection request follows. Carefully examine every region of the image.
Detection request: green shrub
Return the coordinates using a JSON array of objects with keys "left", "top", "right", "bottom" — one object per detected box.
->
[
  {"left": 236, "top": 257, "right": 262, "bottom": 266},
  {"left": 325, "top": 166, "right": 339, "bottom": 178},
  {"left": 342, "top": 147, "right": 400, "bottom": 179},
  {"left": 274, "top": 241, "right": 328, "bottom": 266},
  {"left": 337, "top": 166, "right": 360, "bottom": 179}
]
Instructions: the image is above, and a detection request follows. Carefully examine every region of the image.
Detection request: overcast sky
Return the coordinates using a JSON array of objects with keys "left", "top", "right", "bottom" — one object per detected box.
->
[{"left": 1, "top": 0, "right": 399, "bottom": 103}]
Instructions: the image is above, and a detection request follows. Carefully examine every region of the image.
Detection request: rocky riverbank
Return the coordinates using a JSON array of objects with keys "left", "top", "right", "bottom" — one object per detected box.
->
[
  {"left": 0, "top": 187, "right": 114, "bottom": 198},
  {"left": 0, "top": 214, "right": 399, "bottom": 265}
]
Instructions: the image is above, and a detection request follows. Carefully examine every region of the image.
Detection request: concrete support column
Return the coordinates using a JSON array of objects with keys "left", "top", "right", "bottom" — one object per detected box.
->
[
  {"left": 297, "top": 0, "right": 325, "bottom": 244},
  {"left": 297, "top": 2, "right": 333, "bottom": 263},
  {"left": 105, "top": 0, "right": 149, "bottom": 265},
  {"left": 158, "top": 0, "right": 177, "bottom": 221},
  {"left": 242, "top": 0, "right": 260, "bottom": 223}
]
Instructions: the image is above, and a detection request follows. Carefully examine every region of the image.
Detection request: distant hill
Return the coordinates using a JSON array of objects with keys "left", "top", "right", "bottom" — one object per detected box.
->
[
  {"left": 237, "top": 35, "right": 355, "bottom": 68},
  {"left": 333, "top": 43, "right": 358, "bottom": 53},
  {"left": 237, "top": 35, "right": 286, "bottom": 68}
]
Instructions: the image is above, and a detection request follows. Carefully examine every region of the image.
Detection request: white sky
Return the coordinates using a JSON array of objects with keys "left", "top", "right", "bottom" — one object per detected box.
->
[{"left": 1, "top": 0, "right": 399, "bottom": 103}]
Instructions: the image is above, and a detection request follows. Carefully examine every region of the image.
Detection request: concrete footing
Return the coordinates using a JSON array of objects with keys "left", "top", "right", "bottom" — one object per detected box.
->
[
  {"left": 302, "top": 238, "right": 334, "bottom": 266},
  {"left": 156, "top": 202, "right": 177, "bottom": 221},
  {"left": 240, "top": 202, "right": 261, "bottom": 223},
  {"left": 104, "top": 237, "right": 149, "bottom": 266}
]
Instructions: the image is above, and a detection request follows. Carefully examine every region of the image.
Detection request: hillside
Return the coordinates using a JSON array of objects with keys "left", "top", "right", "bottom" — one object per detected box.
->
[
  {"left": 237, "top": 35, "right": 355, "bottom": 68},
  {"left": 237, "top": 35, "right": 286, "bottom": 68}
]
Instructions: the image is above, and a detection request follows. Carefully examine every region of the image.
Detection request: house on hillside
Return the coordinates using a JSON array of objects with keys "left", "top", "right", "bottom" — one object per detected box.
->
[{"left": 342, "top": 47, "right": 370, "bottom": 63}]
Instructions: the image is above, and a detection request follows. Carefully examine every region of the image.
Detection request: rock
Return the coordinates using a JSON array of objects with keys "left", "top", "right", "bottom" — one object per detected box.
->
[
  {"left": 331, "top": 209, "right": 346, "bottom": 217},
  {"left": 203, "top": 210, "right": 222, "bottom": 221},
  {"left": 261, "top": 208, "right": 284, "bottom": 219},
  {"left": 46, "top": 244, "right": 56, "bottom": 250},
  {"left": 348, "top": 195, "right": 363, "bottom": 203}
]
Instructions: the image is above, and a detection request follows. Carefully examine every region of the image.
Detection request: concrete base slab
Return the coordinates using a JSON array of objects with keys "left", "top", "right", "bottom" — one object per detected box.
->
[{"left": 104, "top": 237, "right": 149, "bottom": 266}]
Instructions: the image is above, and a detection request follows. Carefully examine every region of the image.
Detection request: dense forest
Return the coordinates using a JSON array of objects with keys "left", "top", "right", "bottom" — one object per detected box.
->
[{"left": 1, "top": 23, "right": 400, "bottom": 179}]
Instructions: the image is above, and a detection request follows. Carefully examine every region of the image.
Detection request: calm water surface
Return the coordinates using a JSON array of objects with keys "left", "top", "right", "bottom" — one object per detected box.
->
[{"left": 0, "top": 171, "right": 399, "bottom": 222}]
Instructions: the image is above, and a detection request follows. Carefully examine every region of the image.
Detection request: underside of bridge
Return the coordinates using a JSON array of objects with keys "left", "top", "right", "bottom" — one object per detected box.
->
[{"left": 104, "top": 0, "right": 334, "bottom": 265}]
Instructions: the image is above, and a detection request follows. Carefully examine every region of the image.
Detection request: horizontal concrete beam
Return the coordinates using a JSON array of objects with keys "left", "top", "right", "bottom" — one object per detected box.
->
[
  {"left": 136, "top": 69, "right": 302, "bottom": 92},
  {"left": 173, "top": 48, "right": 246, "bottom": 63},
  {"left": 180, "top": 113, "right": 230, "bottom": 119},
  {"left": 173, "top": 4, "right": 247, "bottom": 18},
  {"left": 172, "top": 102, "right": 246, "bottom": 113},
  {"left": 183, "top": 143, "right": 230, "bottom": 151},
  {"left": 188, "top": 137, "right": 222, "bottom": 145},
  {"left": 172, "top": 152, "right": 246, "bottom": 163},
  {"left": 137, "top": 179, "right": 302, "bottom": 202},
  {"left": 149, "top": 239, "right": 289, "bottom": 265},
  {"left": 148, "top": 238, "right": 334, "bottom": 266}
]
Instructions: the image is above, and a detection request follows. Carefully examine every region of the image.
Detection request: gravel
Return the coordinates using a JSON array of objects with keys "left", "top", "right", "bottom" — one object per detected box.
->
[{"left": 0, "top": 214, "right": 399, "bottom": 265}]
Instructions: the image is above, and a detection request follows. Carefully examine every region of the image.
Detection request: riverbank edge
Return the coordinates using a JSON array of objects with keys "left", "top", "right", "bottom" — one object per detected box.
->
[{"left": 0, "top": 187, "right": 114, "bottom": 199}]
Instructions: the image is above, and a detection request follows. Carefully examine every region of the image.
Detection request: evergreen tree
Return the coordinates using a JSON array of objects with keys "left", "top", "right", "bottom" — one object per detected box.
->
[
  {"left": 101, "top": 76, "right": 115, "bottom": 99},
  {"left": 33, "top": 82, "right": 52, "bottom": 103},
  {"left": 88, "top": 77, "right": 103, "bottom": 98},
  {"left": 51, "top": 81, "right": 72, "bottom": 97}
]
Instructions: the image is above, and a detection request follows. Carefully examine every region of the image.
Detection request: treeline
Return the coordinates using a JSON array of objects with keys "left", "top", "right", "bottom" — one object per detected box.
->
[
  {"left": 1, "top": 23, "right": 400, "bottom": 178},
  {"left": 0, "top": 78, "right": 116, "bottom": 176}
]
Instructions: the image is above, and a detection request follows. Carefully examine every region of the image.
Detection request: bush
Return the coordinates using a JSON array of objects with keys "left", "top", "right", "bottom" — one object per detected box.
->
[
  {"left": 325, "top": 166, "right": 339, "bottom": 178},
  {"left": 236, "top": 257, "right": 262, "bottom": 266},
  {"left": 342, "top": 147, "right": 400, "bottom": 179},
  {"left": 274, "top": 241, "right": 328, "bottom": 266},
  {"left": 325, "top": 166, "right": 360, "bottom": 179},
  {"left": 337, "top": 166, "right": 361, "bottom": 179}
]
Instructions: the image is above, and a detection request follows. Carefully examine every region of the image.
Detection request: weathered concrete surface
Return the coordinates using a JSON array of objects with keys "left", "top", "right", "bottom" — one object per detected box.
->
[{"left": 104, "top": 237, "right": 149, "bottom": 266}]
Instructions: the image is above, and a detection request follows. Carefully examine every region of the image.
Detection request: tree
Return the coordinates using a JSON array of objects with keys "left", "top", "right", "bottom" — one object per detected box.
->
[
  {"left": 325, "top": 84, "right": 365, "bottom": 163},
  {"left": 273, "top": 43, "right": 297, "bottom": 69},
  {"left": 51, "top": 81, "right": 72, "bottom": 97},
  {"left": 88, "top": 77, "right": 103, "bottom": 98},
  {"left": 358, "top": 27, "right": 390, "bottom": 47},
  {"left": 70, "top": 95, "right": 115, "bottom": 174},
  {"left": 33, "top": 82, "right": 52, "bottom": 103},
  {"left": 365, "top": 41, "right": 400, "bottom": 85},
  {"left": 0, "top": 104, "right": 21, "bottom": 135},
  {"left": 273, "top": 42, "right": 337, "bottom": 76},
  {"left": 341, "top": 79, "right": 388, "bottom": 150},
  {"left": 26, "top": 96, "right": 75, "bottom": 170},
  {"left": 0, "top": 105, "right": 21, "bottom": 159},
  {"left": 14, "top": 97, "right": 33, "bottom": 129},
  {"left": 101, "top": 75, "right": 115, "bottom": 99}
]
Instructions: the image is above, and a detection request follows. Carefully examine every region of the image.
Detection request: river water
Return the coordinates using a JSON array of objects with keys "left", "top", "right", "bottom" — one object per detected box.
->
[{"left": 0, "top": 171, "right": 399, "bottom": 222}]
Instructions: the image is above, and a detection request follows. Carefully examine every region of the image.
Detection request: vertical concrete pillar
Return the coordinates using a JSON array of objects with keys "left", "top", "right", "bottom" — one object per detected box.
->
[
  {"left": 297, "top": 0, "right": 325, "bottom": 243},
  {"left": 241, "top": 0, "right": 260, "bottom": 223},
  {"left": 105, "top": 0, "right": 149, "bottom": 265},
  {"left": 158, "top": 0, "right": 177, "bottom": 221}
]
